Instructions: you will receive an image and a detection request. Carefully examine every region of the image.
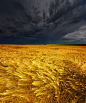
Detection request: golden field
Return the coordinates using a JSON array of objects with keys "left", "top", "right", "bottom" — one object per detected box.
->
[{"left": 0, "top": 44, "right": 86, "bottom": 103}]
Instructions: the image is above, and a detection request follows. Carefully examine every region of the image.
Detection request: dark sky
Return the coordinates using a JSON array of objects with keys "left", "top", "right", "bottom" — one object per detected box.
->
[{"left": 0, "top": 0, "right": 86, "bottom": 44}]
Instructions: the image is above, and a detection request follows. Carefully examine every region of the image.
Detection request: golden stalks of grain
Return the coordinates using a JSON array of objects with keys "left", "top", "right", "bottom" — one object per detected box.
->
[{"left": 0, "top": 45, "right": 86, "bottom": 103}]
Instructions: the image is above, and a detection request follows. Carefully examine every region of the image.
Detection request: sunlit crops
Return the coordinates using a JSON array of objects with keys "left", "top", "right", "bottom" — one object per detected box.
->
[{"left": 0, "top": 45, "right": 86, "bottom": 103}]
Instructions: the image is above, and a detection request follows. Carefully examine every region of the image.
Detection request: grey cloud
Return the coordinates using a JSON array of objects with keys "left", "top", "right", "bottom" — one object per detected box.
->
[
  {"left": 0, "top": 0, "right": 86, "bottom": 43},
  {"left": 63, "top": 25, "right": 86, "bottom": 42},
  {"left": 47, "top": 0, "right": 86, "bottom": 23}
]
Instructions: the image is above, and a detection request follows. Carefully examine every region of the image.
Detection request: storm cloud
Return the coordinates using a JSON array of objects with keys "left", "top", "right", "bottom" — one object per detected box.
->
[{"left": 0, "top": 0, "right": 86, "bottom": 44}]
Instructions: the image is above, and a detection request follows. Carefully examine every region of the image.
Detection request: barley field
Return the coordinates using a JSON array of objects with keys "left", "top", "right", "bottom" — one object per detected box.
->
[{"left": 0, "top": 44, "right": 86, "bottom": 103}]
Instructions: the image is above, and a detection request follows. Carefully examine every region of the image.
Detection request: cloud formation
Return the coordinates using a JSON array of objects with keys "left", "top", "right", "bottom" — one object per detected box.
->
[
  {"left": 63, "top": 25, "right": 86, "bottom": 43},
  {"left": 0, "top": 0, "right": 86, "bottom": 44}
]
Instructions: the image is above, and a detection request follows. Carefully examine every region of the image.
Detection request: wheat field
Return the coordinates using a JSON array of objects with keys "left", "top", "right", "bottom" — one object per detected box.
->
[{"left": 0, "top": 44, "right": 86, "bottom": 103}]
